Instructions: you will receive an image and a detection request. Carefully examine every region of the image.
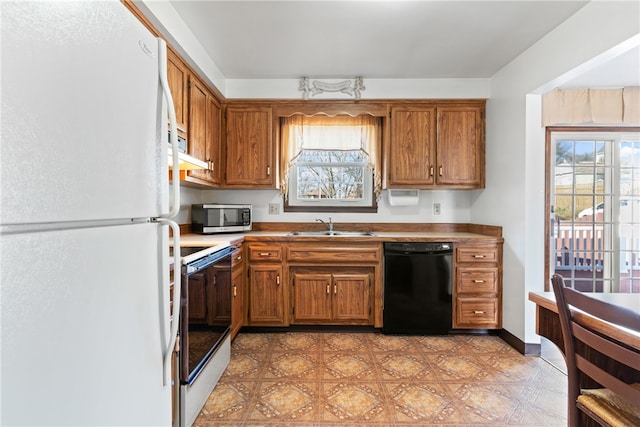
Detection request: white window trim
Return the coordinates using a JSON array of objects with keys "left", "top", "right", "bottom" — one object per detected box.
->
[
  {"left": 287, "top": 159, "right": 374, "bottom": 208},
  {"left": 550, "top": 130, "right": 640, "bottom": 293}
]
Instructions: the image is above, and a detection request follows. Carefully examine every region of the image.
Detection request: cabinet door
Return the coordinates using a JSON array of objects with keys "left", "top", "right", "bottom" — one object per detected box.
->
[
  {"left": 208, "top": 265, "right": 231, "bottom": 325},
  {"left": 231, "top": 245, "right": 245, "bottom": 339},
  {"left": 388, "top": 106, "right": 436, "bottom": 187},
  {"left": 166, "top": 49, "right": 188, "bottom": 135},
  {"left": 225, "top": 106, "right": 273, "bottom": 187},
  {"left": 436, "top": 106, "right": 484, "bottom": 187},
  {"left": 292, "top": 272, "right": 332, "bottom": 323},
  {"left": 231, "top": 267, "right": 244, "bottom": 338},
  {"left": 187, "top": 76, "right": 208, "bottom": 179},
  {"left": 205, "top": 96, "right": 222, "bottom": 184},
  {"left": 332, "top": 274, "right": 371, "bottom": 322},
  {"left": 248, "top": 264, "right": 285, "bottom": 325},
  {"left": 187, "top": 84, "right": 222, "bottom": 186},
  {"left": 187, "top": 272, "right": 207, "bottom": 323}
]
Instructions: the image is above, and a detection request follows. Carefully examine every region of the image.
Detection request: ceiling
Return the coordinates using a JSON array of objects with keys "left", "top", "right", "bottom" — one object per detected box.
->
[{"left": 169, "top": 0, "right": 639, "bottom": 88}]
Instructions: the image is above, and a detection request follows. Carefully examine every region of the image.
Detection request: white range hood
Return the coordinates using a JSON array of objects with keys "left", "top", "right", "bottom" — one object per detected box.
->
[{"left": 168, "top": 151, "right": 207, "bottom": 170}]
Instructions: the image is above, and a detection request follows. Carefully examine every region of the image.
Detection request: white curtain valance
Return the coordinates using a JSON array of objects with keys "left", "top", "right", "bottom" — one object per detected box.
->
[
  {"left": 542, "top": 86, "right": 640, "bottom": 127},
  {"left": 279, "top": 114, "right": 382, "bottom": 201}
]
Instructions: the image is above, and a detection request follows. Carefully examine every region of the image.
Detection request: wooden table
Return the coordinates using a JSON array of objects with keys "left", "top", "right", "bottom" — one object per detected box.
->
[{"left": 529, "top": 291, "right": 640, "bottom": 385}]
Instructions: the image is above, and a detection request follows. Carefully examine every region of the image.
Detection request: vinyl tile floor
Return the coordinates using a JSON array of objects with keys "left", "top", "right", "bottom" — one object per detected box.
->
[{"left": 193, "top": 332, "right": 568, "bottom": 426}]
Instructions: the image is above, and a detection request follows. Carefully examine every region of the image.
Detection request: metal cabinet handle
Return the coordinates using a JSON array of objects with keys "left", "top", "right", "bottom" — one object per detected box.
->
[
  {"left": 259, "top": 252, "right": 270, "bottom": 256},
  {"left": 276, "top": 275, "right": 280, "bottom": 286},
  {"left": 473, "top": 255, "right": 486, "bottom": 258},
  {"left": 326, "top": 284, "right": 330, "bottom": 294},
  {"left": 266, "top": 165, "right": 271, "bottom": 176},
  {"left": 439, "top": 165, "right": 443, "bottom": 176},
  {"left": 473, "top": 280, "right": 485, "bottom": 283},
  {"left": 474, "top": 310, "right": 485, "bottom": 314},
  {"left": 235, "top": 255, "right": 242, "bottom": 261},
  {"left": 429, "top": 166, "right": 434, "bottom": 177},
  {"left": 233, "top": 285, "right": 237, "bottom": 297},
  {"left": 333, "top": 284, "right": 337, "bottom": 294}
]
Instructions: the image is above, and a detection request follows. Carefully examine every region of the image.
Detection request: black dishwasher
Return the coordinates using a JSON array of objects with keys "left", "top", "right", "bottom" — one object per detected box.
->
[{"left": 383, "top": 242, "right": 453, "bottom": 334}]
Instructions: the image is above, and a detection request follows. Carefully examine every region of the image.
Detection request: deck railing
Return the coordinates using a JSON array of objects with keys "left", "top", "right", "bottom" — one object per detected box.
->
[{"left": 554, "top": 222, "right": 639, "bottom": 292}]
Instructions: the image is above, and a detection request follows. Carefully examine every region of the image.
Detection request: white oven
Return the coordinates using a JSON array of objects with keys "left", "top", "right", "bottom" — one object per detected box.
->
[{"left": 175, "top": 244, "right": 232, "bottom": 427}]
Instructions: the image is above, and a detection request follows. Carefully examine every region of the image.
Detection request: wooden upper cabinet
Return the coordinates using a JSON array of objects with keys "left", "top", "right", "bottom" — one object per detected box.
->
[
  {"left": 436, "top": 105, "right": 485, "bottom": 188},
  {"left": 387, "top": 101, "right": 485, "bottom": 189},
  {"left": 188, "top": 76, "right": 207, "bottom": 165},
  {"left": 166, "top": 49, "right": 188, "bottom": 136},
  {"left": 388, "top": 106, "right": 436, "bottom": 186},
  {"left": 186, "top": 76, "right": 222, "bottom": 186},
  {"left": 224, "top": 106, "right": 274, "bottom": 187},
  {"left": 205, "top": 96, "right": 222, "bottom": 184}
]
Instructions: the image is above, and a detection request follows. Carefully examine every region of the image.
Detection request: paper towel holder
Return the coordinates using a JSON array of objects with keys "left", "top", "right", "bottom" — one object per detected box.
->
[{"left": 388, "top": 189, "right": 419, "bottom": 206}]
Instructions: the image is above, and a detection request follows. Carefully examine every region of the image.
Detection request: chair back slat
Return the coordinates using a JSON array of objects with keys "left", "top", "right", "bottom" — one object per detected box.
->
[
  {"left": 576, "top": 355, "right": 640, "bottom": 404},
  {"left": 572, "top": 322, "right": 640, "bottom": 368}
]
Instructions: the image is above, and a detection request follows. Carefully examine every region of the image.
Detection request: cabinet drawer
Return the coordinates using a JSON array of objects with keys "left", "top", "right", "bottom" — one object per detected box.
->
[
  {"left": 455, "top": 297, "right": 499, "bottom": 328},
  {"left": 456, "top": 246, "right": 499, "bottom": 263},
  {"left": 287, "top": 245, "right": 379, "bottom": 263},
  {"left": 248, "top": 245, "right": 282, "bottom": 262},
  {"left": 456, "top": 268, "right": 498, "bottom": 293},
  {"left": 232, "top": 249, "right": 245, "bottom": 269}
]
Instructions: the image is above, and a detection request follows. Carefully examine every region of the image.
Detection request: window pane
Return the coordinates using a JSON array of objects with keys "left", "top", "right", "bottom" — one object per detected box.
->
[
  {"left": 551, "top": 132, "right": 640, "bottom": 294},
  {"left": 294, "top": 149, "right": 366, "bottom": 201}
]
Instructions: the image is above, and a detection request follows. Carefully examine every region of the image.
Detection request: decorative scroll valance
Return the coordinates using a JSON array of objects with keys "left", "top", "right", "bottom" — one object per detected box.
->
[{"left": 542, "top": 87, "right": 640, "bottom": 126}]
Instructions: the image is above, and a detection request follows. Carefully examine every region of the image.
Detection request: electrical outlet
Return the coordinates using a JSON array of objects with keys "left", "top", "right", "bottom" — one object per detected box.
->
[
  {"left": 433, "top": 203, "right": 441, "bottom": 215},
  {"left": 268, "top": 203, "right": 280, "bottom": 214}
]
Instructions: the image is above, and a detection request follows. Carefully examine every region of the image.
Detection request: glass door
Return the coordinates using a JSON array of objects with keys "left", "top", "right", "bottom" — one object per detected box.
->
[{"left": 550, "top": 131, "right": 640, "bottom": 293}]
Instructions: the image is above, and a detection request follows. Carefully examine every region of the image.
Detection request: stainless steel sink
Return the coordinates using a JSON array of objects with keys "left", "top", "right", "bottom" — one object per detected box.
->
[{"left": 288, "top": 231, "right": 376, "bottom": 236}]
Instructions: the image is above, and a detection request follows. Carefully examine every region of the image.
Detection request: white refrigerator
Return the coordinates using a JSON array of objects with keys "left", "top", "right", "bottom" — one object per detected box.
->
[{"left": 1, "top": 1, "right": 182, "bottom": 425}]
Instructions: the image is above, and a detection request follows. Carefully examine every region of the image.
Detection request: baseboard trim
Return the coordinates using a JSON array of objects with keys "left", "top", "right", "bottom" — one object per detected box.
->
[{"left": 500, "top": 329, "right": 541, "bottom": 356}]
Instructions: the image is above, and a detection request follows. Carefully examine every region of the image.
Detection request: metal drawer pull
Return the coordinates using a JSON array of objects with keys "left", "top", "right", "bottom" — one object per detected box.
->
[
  {"left": 473, "top": 280, "right": 485, "bottom": 283},
  {"left": 236, "top": 255, "right": 242, "bottom": 261},
  {"left": 474, "top": 310, "right": 485, "bottom": 314},
  {"left": 473, "top": 255, "right": 486, "bottom": 258},
  {"left": 259, "top": 252, "right": 271, "bottom": 256}
]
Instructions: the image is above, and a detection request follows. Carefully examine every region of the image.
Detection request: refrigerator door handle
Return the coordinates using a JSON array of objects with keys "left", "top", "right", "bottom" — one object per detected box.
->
[
  {"left": 157, "top": 218, "right": 181, "bottom": 386},
  {"left": 158, "top": 38, "right": 180, "bottom": 219}
]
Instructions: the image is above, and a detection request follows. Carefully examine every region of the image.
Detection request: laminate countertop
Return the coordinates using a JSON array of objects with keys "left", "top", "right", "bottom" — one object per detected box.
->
[{"left": 179, "top": 230, "right": 503, "bottom": 246}]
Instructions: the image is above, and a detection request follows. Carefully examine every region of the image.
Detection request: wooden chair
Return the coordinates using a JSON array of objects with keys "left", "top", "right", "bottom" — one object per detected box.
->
[{"left": 551, "top": 274, "right": 640, "bottom": 426}]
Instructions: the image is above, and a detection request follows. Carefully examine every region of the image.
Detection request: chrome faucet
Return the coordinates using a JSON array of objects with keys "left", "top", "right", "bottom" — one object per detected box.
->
[{"left": 316, "top": 217, "right": 333, "bottom": 233}]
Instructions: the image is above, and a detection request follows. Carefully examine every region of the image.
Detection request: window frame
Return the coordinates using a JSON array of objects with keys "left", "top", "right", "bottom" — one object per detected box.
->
[
  {"left": 278, "top": 110, "right": 383, "bottom": 213},
  {"left": 286, "top": 149, "right": 375, "bottom": 211},
  {"left": 545, "top": 126, "right": 640, "bottom": 293}
]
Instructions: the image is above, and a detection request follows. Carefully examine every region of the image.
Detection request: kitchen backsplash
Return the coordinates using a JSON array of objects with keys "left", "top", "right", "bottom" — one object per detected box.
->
[{"left": 177, "top": 187, "right": 473, "bottom": 225}]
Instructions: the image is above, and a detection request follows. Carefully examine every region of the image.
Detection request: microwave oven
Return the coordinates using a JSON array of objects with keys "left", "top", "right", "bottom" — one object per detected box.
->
[{"left": 191, "top": 204, "right": 252, "bottom": 234}]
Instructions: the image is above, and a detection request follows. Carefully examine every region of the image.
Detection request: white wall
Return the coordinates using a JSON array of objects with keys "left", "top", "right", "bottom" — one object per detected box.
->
[
  {"left": 195, "top": 189, "right": 471, "bottom": 224},
  {"left": 226, "top": 78, "right": 490, "bottom": 99},
  {"left": 472, "top": 1, "right": 640, "bottom": 345}
]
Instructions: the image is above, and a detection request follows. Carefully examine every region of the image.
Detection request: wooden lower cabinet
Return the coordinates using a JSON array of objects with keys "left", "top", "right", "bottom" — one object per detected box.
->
[
  {"left": 453, "top": 243, "right": 502, "bottom": 329},
  {"left": 230, "top": 242, "right": 245, "bottom": 339},
  {"left": 291, "top": 269, "right": 372, "bottom": 324},
  {"left": 247, "top": 243, "right": 287, "bottom": 326}
]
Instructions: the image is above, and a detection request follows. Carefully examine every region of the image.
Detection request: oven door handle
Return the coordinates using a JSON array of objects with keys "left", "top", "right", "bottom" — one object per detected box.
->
[{"left": 156, "top": 218, "right": 180, "bottom": 386}]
